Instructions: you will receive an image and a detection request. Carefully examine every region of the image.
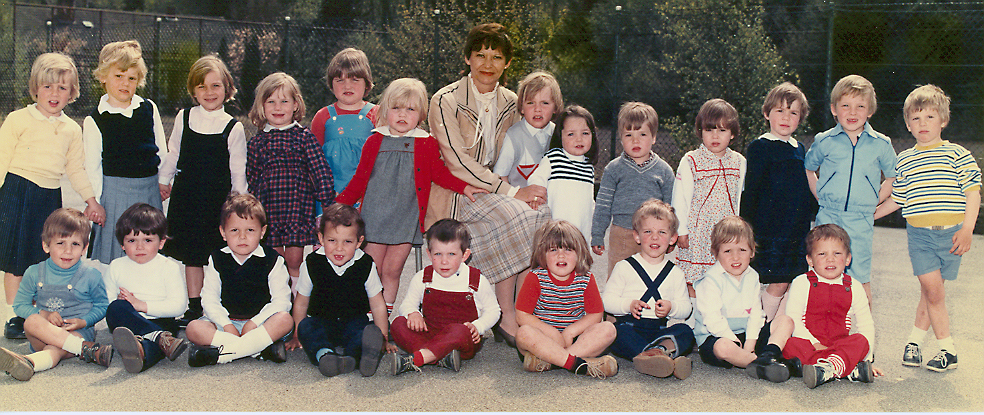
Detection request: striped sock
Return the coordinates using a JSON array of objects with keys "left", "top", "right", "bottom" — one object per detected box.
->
[{"left": 827, "top": 354, "right": 847, "bottom": 378}]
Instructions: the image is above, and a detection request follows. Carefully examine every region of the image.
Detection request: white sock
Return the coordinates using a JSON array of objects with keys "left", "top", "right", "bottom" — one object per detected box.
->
[
  {"left": 214, "top": 327, "right": 274, "bottom": 364},
  {"left": 907, "top": 327, "right": 927, "bottom": 346},
  {"left": 144, "top": 330, "right": 163, "bottom": 343},
  {"left": 761, "top": 291, "right": 783, "bottom": 322},
  {"left": 937, "top": 336, "right": 955, "bottom": 354},
  {"left": 62, "top": 335, "right": 84, "bottom": 355},
  {"left": 26, "top": 351, "right": 55, "bottom": 372}
]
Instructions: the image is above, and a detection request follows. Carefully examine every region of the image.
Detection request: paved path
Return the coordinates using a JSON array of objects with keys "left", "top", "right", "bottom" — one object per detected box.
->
[{"left": 2, "top": 226, "right": 981, "bottom": 412}]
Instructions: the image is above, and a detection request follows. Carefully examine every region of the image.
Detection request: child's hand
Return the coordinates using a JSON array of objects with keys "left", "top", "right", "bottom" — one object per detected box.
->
[
  {"left": 285, "top": 333, "right": 302, "bottom": 351},
  {"left": 463, "top": 322, "right": 481, "bottom": 344},
  {"left": 687, "top": 283, "right": 696, "bottom": 299},
  {"left": 385, "top": 341, "right": 399, "bottom": 354},
  {"left": 159, "top": 183, "right": 172, "bottom": 201},
  {"left": 654, "top": 299, "right": 671, "bottom": 318},
  {"left": 223, "top": 324, "right": 241, "bottom": 336},
  {"left": 629, "top": 300, "right": 651, "bottom": 319},
  {"left": 407, "top": 312, "right": 427, "bottom": 332},
  {"left": 677, "top": 234, "right": 690, "bottom": 249},
  {"left": 118, "top": 287, "right": 148, "bottom": 313},
  {"left": 812, "top": 342, "right": 828, "bottom": 351},
  {"left": 83, "top": 198, "right": 106, "bottom": 226},
  {"left": 462, "top": 185, "right": 488, "bottom": 202},
  {"left": 951, "top": 226, "right": 973, "bottom": 255},
  {"left": 872, "top": 364, "right": 884, "bottom": 377},
  {"left": 42, "top": 310, "right": 63, "bottom": 327},
  {"left": 62, "top": 318, "right": 86, "bottom": 331},
  {"left": 592, "top": 245, "right": 605, "bottom": 255}
]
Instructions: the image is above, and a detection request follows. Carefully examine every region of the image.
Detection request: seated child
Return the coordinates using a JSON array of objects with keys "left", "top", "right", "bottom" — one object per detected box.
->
[
  {"left": 515, "top": 220, "right": 618, "bottom": 379},
  {"left": 783, "top": 224, "right": 881, "bottom": 388},
  {"left": 0, "top": 208, "right": 111, "bottom": 381},
  {"left": 693, "top": 216, "right": 796, "bottom": 381},
  {"left": 603, "top": 199, "right": 695, "bottom": 379},
  {"left": 185, "top": 193, "right": 294, "bottom": 367},
  {"left": 288, "top": 203, "right": 390, "bottom": 377},
  {"left": 390, "top": 219, "right": 500, "bottom": 375},
  {"left": 104, "top": 203, "right": 189, "bottom": 374}
]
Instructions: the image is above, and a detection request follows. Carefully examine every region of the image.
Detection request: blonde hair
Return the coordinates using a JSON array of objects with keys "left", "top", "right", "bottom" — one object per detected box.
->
[
  {"left": 42, "top": 208, "right": 91, "bottom": 245},
  {"left": 93, "top": 40, "right": 147, "bottom": 88},
  {"left": 376, "top": 78, "right": 428, "bottom": 129},
  {"left": 187, "top": 55, "right": 237, "bottom": 103},
  {"left": 762, "top": 82, "right": 810, "bottom": 119},
  {"left": 805, "top": 223, "right": 851, "bottom": 255},
  {"left": 324, "top": 48, "right": 373, "bottom": 96},
  {"left": 695, "top": 98, "right": 740, "bottom": 139},
  {"left": 29, "top": 53, "right": 80, "bottom": 104},
  {"left": 903, "top": 84, "right": 950, "bottom": 125},
  {"left": 248, "top": 72, "right": 306, "bottom": 128},
  {"left": 516, "top": 71, "right": 563, "bottom": 116},
  {"left": 830, "top": 74, "right": 877, "bottom": 114},
  {"left": 618, "top": 102, "right": 658, "bottom": 136},
  {"left": 710, "top": 216, "right": 756, "bottom": 257},
  {"left": 530, "top": 220, "right": 593, "bottom": 275},
  {"left": 632, "top": 199, "right": 679, "bottom": 236}
]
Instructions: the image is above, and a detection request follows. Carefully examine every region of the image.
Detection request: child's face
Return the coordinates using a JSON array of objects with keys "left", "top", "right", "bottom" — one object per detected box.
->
[
  {"left": 427, "top": 240, "right": 471, "bottom": 278},
  {"left": 193, "top": 70, "right": 226, "bottom": 112},
  {"left": 42, "top": 233, "right": 88, "bottom": 270},
  {"left": 560, "top": 116, "right": 592, "bottom": 157},
  {"left": 701, "top": 123, "right": 733, "bottom": 158},
  {"left": 716, "top": 238, "right": 753, "bottom": 278},
  {"left": 331, "top": 74, "right": 367, "bottom": 110},
  {"left": 765, "top": 99, "right": 803, "bottom": 140},
  {"left": 121, "top": 231, "right": 165, "bottom": 265},
  {"left": 633, "top": 216, "right": 677, "bottom": 262},
  {"left": 621, "top": 125, "right": 656, "bottom": 164},
  {"left": 465, "top": 47, "right": 510, "bottom": 93},
  {"left": 100, "top": 65, "right": 140, "bottom": 108},
  {"left": 905, "top": 108, "right": 946, "bottom": 146},
  {"left": 263, "top": 87, "right": 299, "bottom": 129},
  {"left": 806, "top": 238, "right": 852, "bottom": 281},
  {"left": 219, "top": 214, "right": 267, "bottom": 262},
  {"left": 830, "top": 94, "right": 872, "bottom": 137},
  {"left": 318, "top": 224, "right": 364, "bottom": 267},
  {"left": 544, "top": 246, "right": 577, "bottom": 278},
  {"left": 386, "top": 103, "right": 421, "bottom": 136},
  {"left": 520, "top": 88, "right": 557, "bottom": 129},
  {"left": 35, "top": 75, "right": 73, "bottom": 118}
]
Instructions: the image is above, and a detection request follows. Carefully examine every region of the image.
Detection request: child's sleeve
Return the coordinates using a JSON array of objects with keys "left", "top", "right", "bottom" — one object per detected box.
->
[
  {"left": 472, "top": 274, "right": 501, "bottom": 333},
  {"left": 0, "top": 112, "right": 21, "bottom": 181},
  {"left": 803, "top": 136, "right": 825, "bottom": 172},
  {"left": 740, "top": 140, "right": 767, "bottom": 224},
  {"left": 362, "top": 260, "right": 383, "bottom": 299},
  {"left": 336, "top": 134, "right": 378, "bottom": 205},
  {"left": 601, "top": 261, "right": 631, "bottom": 315},
  {"left": 80, "top": 268, "right": 109, "bottom": 328},
  {"left": 784, "top": 275, "right": 820, "bottom": 345},
  {"left": 12, "top": 265, "right": 41, "bottom": 318},
  {"left": 201, "top": 255, "right": 232, "bottom": 327},
  {"left": 309, "top": 106, "right": 330, "bottom": 147},
  {"left": 514, "top": 271, "right": 542, "bottom": 314},
  {"left": 103, "top": 262, "right": 120, "bottom": 303},
  {"left": 665, "top": 267, "right": 693, "bottom": 320},
  {"left": 63, "top": 122, "right": 96, "bottom": 201},
  {"left": 149, "top": 100, "right": 168, "bottom": 173},
  {"left": 735, "top": 154, "right": 747, "bottom": 214},
  {"left": 251, "top": 255, "right": 292, "bottom": 327},
  {"left": 591, "top": 161, "right": 618, "bottom": 246},
  {"left": 671, "top": 155, "right": 695, "bottom": 235},
  {"left": 849, "top": 280, "right": 876, "bottom": 361},
  {"left": 878, "top": 140, "right": 898, "bottom": 178},
  {"left": 82, "top": 115, "right": 104, "bottom": 201},
  {"left": 144, "top": 259, "right": 188, "bottom": 318},
  {"left": 526, "top": 155, "right": 551, "bottom": 188},
  {"left": 302, "top": 129, "right": 336, "bottom": 205},
  {"left": 422, "top": 137, "right": 468, "bottom": 194},
  {"left": 583, "top": 274, "right": 605, "bottom": 314},
  {"left": 955, "top": 146, "right": 983, "bottom": 193},
  {"left": 396, "top": 270, "right": 426, "bottom": 318},
  {"left": 227, "top": 121, "right": 248, "bottom": 194},
  {"left": 296, "top": 257, "right": 315, "bottom": 298},
  {"left": 693, "top": 276, "right": 739, "bottom": 342},
  {"left": 655, "top": 158, "right": 675, "bottom": 203},
  {"left": 157, "top": 108, "right": 184, "bottom": 186},
  {"left": 492, "top": 132, "right": 518, "bottom": 177},
  {"left": 246, "top": 135, "right": 261, "bottom": 194}
]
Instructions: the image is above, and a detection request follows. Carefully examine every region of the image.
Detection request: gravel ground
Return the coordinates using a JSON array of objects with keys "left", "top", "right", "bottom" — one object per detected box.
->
[{"left": 2, "top": 226, "right": 982, "bottom": 412}]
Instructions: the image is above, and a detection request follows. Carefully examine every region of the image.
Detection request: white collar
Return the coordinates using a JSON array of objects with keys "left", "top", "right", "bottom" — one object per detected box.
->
[
  {"left": 522, "top": 118, "right": 549, "bottom": 138},
  {"left": 220, "top": 244, "right": 266, "bottom": 264},
  {"left": 26, "top": 104, "right": 72, "bottom": 123},
  {"left": 313, "top": 247, "right": 366, "bottom": 271},
  {"left": 97, "top": 94, "right": 144, "bottom": 117},
  {"left": 562, "top": 148, "right": 586, "bottom": 162},
  {"left": 263, "top": 121, "right": 300, "bottom": 132},
  {"left": 760, "top": 132, "right": 799, "bottom": 148},
  {"left": 192, "top": 105, "right": 228, "bottom": 119},
  {"left": 468, "top": 74, "right": 498, "bottom": 104},
  {"left": 373, "top": 126, "right": 429, "bottom": 138}
]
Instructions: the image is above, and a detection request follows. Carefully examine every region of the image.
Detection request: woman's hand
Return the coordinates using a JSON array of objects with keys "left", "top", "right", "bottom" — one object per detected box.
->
[
  {"left": 462, "top": 185, "right": 488, "bottom": 202},
  {"left": 514, "top": 185, "right": 547, "bottom": 208}
]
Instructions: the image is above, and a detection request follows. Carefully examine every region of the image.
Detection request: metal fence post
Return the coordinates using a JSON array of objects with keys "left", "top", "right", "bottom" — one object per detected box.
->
[
  {"left": 611, "top": 5, "right": 622, "bottom": 161},
  {"left": 825, "top": 2, "right": 836, "bottom": 127},
  {"left": 154, "top": 16, "right": 160, "bottom": 104}
]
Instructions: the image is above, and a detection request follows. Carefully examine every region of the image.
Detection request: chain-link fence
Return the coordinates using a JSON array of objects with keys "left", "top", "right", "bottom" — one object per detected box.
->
[{"left": 2, "top": 1, "right": 983, "bottom": 170}]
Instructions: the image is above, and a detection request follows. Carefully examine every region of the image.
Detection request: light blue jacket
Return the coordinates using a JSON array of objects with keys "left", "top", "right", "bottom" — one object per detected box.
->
[{"left": 805, "top": 123, "right": 897, "bottom": 213}]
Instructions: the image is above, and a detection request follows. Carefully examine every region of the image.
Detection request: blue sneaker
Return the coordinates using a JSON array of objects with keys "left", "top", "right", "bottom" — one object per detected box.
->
[
  {"left": 902, "top": 343, "right": 921, "bottom": 367},
  {"left": 926, "top": 350, "right": 957, "bottom": 372}
]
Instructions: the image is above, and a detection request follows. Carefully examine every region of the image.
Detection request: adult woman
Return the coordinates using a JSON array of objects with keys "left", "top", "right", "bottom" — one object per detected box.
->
[{"left": 427, "top": 23, "right": 550, "bottom": 344}]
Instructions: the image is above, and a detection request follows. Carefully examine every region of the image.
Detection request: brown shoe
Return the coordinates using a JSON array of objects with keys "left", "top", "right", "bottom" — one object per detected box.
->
[
  {"left": 80, "top": 341, "right": 113, "bottom": 368},
  {"left": 673, "top": 355, "right": 692, "bottom": 380},
  {"left": 157, "top": 331, "right": 188, "bottom": 361},
  {"left": 578, "top": 355, "right": 618, "bottom": 379},
  {"left": 0, "top": 346, "right": 34, "bottom": 381},
  {"left": 112, "top": 327, "right": 145, "bottom": 373},
  {"left": 522, "top": 351, "right": 552, "bottom": 372},
  {"left": 633, "top": 348, "right": 674, "bottom": 377}
]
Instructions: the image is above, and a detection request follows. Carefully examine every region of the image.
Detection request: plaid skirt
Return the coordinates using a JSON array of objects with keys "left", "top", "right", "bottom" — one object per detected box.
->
[
  {"left": 91, "top": 175, "right": 163, "bottom": 264},
  {"left": 457, "top": 193, "right": 550, "bottom": 283},
  {"left": 0, "top": 173, "right": 60, "bottom": 275}
]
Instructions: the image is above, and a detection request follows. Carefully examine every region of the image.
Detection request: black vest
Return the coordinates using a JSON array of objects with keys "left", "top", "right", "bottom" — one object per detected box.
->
[
  {"left": 306, "top": 253, "right": 373, "bottom": 320},
  {"left": 90, "top": 99, "right": 160, "bottom": 178},
  {"left": 214, "top": 245, "right": 280, "bottom": 319}
]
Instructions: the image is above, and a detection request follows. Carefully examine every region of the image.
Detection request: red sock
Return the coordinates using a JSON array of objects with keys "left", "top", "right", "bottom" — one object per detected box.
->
[
  {"left": 563, "top": 354, "right": 577, "bottom": 371},
  {"left": 413, "top": 351, "right": 425, "bottom": 366}
]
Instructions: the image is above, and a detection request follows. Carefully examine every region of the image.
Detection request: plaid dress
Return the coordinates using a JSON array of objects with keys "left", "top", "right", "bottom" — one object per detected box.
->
[{"left": 247, "top": 125, "right": 334, "bottom": 247}]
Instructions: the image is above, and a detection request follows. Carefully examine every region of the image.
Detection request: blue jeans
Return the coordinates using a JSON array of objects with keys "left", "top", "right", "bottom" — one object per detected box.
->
[
  {"left": 297, "top": 315, "right": 369, "bottom": 365},
  {"left": 105, "top": 300, "right": 177, "bottom": 372},
  {"left": 610, "top": 317, "right": 695, "bottom": 359}
]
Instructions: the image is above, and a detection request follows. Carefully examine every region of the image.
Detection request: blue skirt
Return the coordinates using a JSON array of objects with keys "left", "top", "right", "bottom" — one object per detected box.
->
[
  {"left": 91, "top": 176, "right": 163, "bottom": 264},
  {"left": 0, "top": 173, "right": 61, "bottom": 275}
]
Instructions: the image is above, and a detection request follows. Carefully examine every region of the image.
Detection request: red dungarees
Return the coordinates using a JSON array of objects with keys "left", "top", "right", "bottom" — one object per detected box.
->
[{"left": 391, "top": 265, "right": 484, "bottom": 360}]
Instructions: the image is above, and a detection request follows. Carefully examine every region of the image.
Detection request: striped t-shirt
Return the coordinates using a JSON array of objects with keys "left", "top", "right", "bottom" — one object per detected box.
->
[
  {"left": 516, "top": 268, "right": 604, "bottom": 330},
  {"left": 892, "top": 141, "right": 982, "bottom": 228}
]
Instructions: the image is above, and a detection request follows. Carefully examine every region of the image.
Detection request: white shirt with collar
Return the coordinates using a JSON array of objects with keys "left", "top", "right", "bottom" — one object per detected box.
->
[
  {"left": 262, "top": 121, "right": 301, "bottom": 132},
  {"left": 467, "top": 74, "right": 499, "bottom": 166},
  {"left": 759, "top": 131, "right": 799, "bottom": 148},
  {"left": 397, "top": 261, "right": 501, "bottom": 333},
  {"left": 201, "top": 245, "right": 292, "bottom": 328},
  {"left": 295, "top": 248, "right": 382, "bottom": 298},
  {"left": 157, "top": 105, "right": 248, "bottom": 194},
  {"left": 603, "top": 253, "right": 692, "bottom": 322},
  {"left": 373, "top": 126, "right": 429, "bottom": 138}
]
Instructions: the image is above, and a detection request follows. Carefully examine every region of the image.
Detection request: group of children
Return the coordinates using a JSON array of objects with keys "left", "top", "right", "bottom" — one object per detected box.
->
[{"left": 0, "top": 34, "right": 979, "bottom": 388}]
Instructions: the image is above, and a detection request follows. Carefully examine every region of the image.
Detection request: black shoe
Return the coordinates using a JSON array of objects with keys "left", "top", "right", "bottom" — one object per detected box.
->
[
  {"left": 803, "top": 359, "right": 837, "bottom": 389},
  {"left": 177, "top": 309, "right": 203, "bottom": 328},
  {"left": 784, "top": 357, "right": 803, "bottom": 378},
  {"left": 4, "top": 316, "right": 25, "bottom": 340},
  {"left": 258, "top": 340, "right": 287, "bottom": 363},
  {"left": 745, "top": 356, "right": 791, "bottom": 383},
  {"left": 188, "top": 345, "right": 222, "bottom": 367},
  {"left": 318, "top": 353, "right": 357, "bottom": 377},
  {"left": 902, "top": 342, "right": 922, "bottom": 367},
  {"left": 926, "top": 350, "right": 957, "bottom": 372},
  {"left": 492, "top": 323, "right": 516, "bottom": 348},
  {"left": 359, "top": 325, "right": 385, "bottom": 376},
  {"left": 390, "top": 353, "right": 420, "bottom": 375},
  {"left": 436, "top": 349, "right": 461, "bottom": 372},
  {"left": 847, "top": 360, "right": 874, "bottom": 383}
]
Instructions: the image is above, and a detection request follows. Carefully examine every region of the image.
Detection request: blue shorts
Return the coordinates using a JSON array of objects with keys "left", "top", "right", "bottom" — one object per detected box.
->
[
  {"left": 815, "top": 208, "right": 874, "bottom": 283},
  {"left": 906, "top": 224, "right": 963, "bottom": 281}
]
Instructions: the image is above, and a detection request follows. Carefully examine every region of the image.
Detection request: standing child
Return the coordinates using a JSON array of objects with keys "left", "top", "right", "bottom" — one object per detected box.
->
[
  {"left": 806, "top": 74, "right": 897, "bottom": 303},
  {"left": 310, "top": 48, "right": 378, "bottom": 198},
  {"left": 592, "top": 102, "right": 675, "bottom": 277},
  {"left": 874, "top": 85, "right": 980, "bottom": 372},
  {"left": 783, "top": 224, "right": 880, "bottom": 388},
  {"left": 389, "top": 219, "right": 500, "bottom": 375},
  {"left": 672, "top": 99, "right": 746, "bottom": 290},
  {"left": 603, "top": 200, "right": 695, "bottom": 379},
  {"left": 527, "top": 105, "right": 598, "bottom": 239},
  {"left": 493, "top": 71, "right": 562, "bottom": 188},
  {"left": 1, "top": 53, "right": 104, "bottom": 340},
  {"left": 336, "top": 78, "right": 483, "bottom": 313},
  {"left": 158, "top": 55, "right": 246, "bottom": 325},
  {"left": 693, "top": 216, "right": 796, "bottom": 381},
  {"left": 515, "top": 220, "right": 619, "bottom": 379},
  {"left": 83, "top": 40, "right": 168, "bottom": 265},
  {"left": 247, "top": 72, "right": 335, "bottom": 294},
  {"left": 0, "top": 209, "right": 111, "bottom": 381},
  {"left": 104, "top": 203, "right": 188, "bottom": 374},
  {"left": 185, "top": 193, "right": 294, "bottom": 367},
  {"left": 741, "top": 83, "right": 818, "bottom": 322},
  {"left": 288, "top": 203, "right": 391, "bottom": 377}
]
